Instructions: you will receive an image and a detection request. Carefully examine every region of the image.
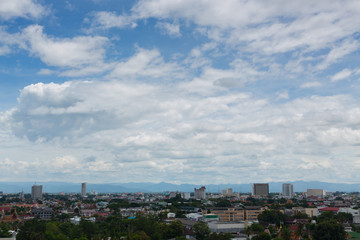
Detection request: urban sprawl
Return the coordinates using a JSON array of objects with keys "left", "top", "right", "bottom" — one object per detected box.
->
[{"left": 0, "top": 183, "right": 357, "bottom": 240}]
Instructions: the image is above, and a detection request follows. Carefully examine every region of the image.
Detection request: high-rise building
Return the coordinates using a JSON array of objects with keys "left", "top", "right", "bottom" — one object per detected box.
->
[
  {"left": 31, "top": 184, "right": 43, "bottom": 200},
  {"left": 194, "top": 186, "right": 206, "bottom": 199},
  {"left": 282, "top": 183, "right": 294, "bottom": 198},
  {"left": 252, "top": 183, "right": 269, "bottom": 197},
  {"left": 222, "top": 188, "right": 233, "bottom": 195},
  {"left": 81, "top": 182, "right": 86, "bottom": 197}
]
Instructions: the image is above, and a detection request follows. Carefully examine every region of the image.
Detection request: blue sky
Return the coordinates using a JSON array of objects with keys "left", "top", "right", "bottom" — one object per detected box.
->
[{"left": 1, "top": 0, "right": 360, "bottom": 184}]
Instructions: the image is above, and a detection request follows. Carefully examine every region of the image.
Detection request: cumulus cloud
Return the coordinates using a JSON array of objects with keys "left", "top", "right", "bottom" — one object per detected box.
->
[
  {"left": 3, "top": 78, "right": 360, "bottom": 183},
  {"left": 22, "top": 25, "right": 108, "bottom": 68},
  {"left": 2, "top": 0, "right": 360, "bottom": 184},
  {"left": 0, "top": 0, "right": 47, "bottom": 20}
]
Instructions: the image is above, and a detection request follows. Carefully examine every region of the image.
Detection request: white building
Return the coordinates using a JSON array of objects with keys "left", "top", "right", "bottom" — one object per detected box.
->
[
  {"left": 208, "top": 222, "right": 245, "bottom": 233},
  {"left": 306, "top": 189, "right": 325, "bottom": 198},
  {"left": 282, "top": 183, "right": 294, "bottom": 198},
  {"left": 182, "top": 192, "right": 191, "bottom": 200},
  {"left": 339, "top": 207, "right": 360, "bottom": 223},
  {"left": 81, "top": 182, "right": 86, "bottom": 197},
  {"left": 194, "top": 186, "right": 206, "bottom": 199},
  {"left": 185, "top": 212, "right": 203, "bottom": 221}
]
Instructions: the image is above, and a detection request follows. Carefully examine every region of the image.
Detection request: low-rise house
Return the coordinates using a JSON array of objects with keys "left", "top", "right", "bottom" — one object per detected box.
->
[
  {"left": 318, "top": 207, "right": 339, "bottom": 215},
  {"left": 31, "top": 207, "right": 53, "bottom": 220},
  {"left": 81, "top": 209, "right": 96, "bottom": 217},
  {"left": 208, "top": 222, "right": 246, "bottom": 233}
]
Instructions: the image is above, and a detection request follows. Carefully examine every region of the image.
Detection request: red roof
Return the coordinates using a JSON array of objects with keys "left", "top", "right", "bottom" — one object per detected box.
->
[{"left": 318, "top": 207, "right": 339, "bottom": 212}]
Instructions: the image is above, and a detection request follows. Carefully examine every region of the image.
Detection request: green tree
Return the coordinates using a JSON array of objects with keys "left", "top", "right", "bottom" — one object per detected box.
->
[
  {"left": 132, "top": 214, "right": 161, "bottom": 239},
  {"left": 45, "top": 222, "right": 67, "bottom": 240},
  {"left": 249, "top": 222, "right": 265, "bottom": 233},
  {"left": 281, "top": 226, "right": 291, "bottom": 240},
  {"left": 292, "top": 212, "right": 309, "bottom": 219},
  {"left": 175, "top": 237, "right": 187, "bottom": 240},
  {"left": 79, "top": 220, "right": 99, "bottom": 239},
  {"left": 208, "top": 232, "right": 232, "bottom": 240},
  {"left": 193, "top": 222, "right": 210, "bottom": 240},
  {"left": 16, "top": 218, "right": 46, "bottom": 240},
  {"left": 336, "top": 212, "right": 353, "bottom": 223},
  {"left": 312, "top": 220, "right": 346, "bottom": 240},
  {"left": 251, "top": 232, "right": 271, "bottom": 240},
  {"left": 295, "top": 222, "right": 305, "bottom": 240},
  {"left": 0, "top": 222, "right": 11, "bottom": 237},
  {"left": 215, "top": 199, "right": 231, "bottom": 207},
  {"left": 128, "top": 231, "right": 151, "bottom": 240},
  {"left": 317, "top": 211, "right": 335, "bottom": 223},
  {"left": 258, "top": 209, "right": 286, "bottom": 226},
  {"left": 167, "top": 220, "right": 184, "bottom": 238}
]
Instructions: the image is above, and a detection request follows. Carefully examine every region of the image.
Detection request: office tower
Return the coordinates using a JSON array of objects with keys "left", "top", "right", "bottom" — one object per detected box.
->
[
  {"left": 31, "top": 184, "right": 43, "bottom": 200},
  {"left": 252, "top": 183, "right": 269, "bottom": 197},
  {"left": 306, "top": 189, "right": 325, "bottom": 198},
  {"left": 194, "top": 186, "right": 206, "bottom": 199},
  {"left": 222, "top": 188, "right": 234, "bottom": 197},
  {"left": 81, "top": 182, "right": 86, "bottom": 197},
  {"left": 282, "top": 183, "right": 294, "bottom": 198}
]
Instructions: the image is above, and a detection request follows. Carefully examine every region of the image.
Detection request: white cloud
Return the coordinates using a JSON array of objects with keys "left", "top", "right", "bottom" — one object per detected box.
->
[
  {"left": 156, "top": 22, "right": 181, "bottom": 37},
  {"left": 0, "top": 0, "right": 47, "bottom": 20},
  {"left": 124, "top": 0, "right": 360, "bottom": 73},
  {"left": 331, "top": 68, "right": 353, "bottom": 82},
  {"left": 0, "top": 26, "right": 25, "bottom": 55},
  {"left": 178, "top": 58, "right": 262, "bottom": 94},
  {"left": 108, "top": 47, "right": 185, "bottom": 80},
  {"left": 0, "top": 45, "right": 10, "bottom": 55},
  {"left": 301, "top": 81, "right": 322, "bottom": 88},
  {"left": 276, "top": 90, "right": 289, "bottom": 100},
  {"left": 316, "top": 39, "right": 359, "bottom": 70},
  {"left": 2, "top": 78, "right": 360, "bottom": 183},
  {"left": 22, "top": 25, "right": 108, "bottom": 68},
  {"left": 2, "top": 0, "right": 360, "bottom": 184},
  {"left": 90, "top": 11, "right": 137, "bottom": 30},
  {"left": 37, "top": 68, "right": 57, "bottom": 75}
]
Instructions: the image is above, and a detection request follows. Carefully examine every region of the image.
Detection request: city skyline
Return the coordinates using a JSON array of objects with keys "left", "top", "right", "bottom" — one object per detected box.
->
[
  {"left": 1, "top": 0, "right": 360, "bottom": 184},
  {"left": 1, "top": 180, "right": 358, "bottom": 194}
]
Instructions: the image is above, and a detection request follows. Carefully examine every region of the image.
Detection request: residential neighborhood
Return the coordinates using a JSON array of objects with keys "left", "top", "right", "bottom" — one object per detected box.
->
[{"left": 0, "top": 183, "right": 358, "bottom": 239}]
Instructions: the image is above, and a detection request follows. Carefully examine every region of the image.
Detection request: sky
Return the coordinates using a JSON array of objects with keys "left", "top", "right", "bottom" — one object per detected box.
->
[{"left": 1, "top": 0, "right": 360, "bottom": 185}]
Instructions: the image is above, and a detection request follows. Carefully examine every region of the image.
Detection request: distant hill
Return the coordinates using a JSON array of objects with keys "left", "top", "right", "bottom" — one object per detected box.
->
[{"left": 0, "top": 181, "right": 359, "bottom": 194}]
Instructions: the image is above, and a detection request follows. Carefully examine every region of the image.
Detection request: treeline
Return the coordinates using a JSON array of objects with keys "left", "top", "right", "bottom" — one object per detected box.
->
[
  {"left": 16, "top": 214, "right": 182, "bottom": 240},
  {"left": 14, "top": 214, "right": 232, "bottom": 240}
]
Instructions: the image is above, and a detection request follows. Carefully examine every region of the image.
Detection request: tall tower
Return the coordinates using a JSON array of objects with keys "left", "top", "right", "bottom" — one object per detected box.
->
[
  {"left": 81, "top": 182, "right": 86, "bottom": 197},
  {"left": 282, "top": 183, "right": 294, "bottom": 198},
  {"left": 31, "top": 185, "right": 43, "bottom": 200},
  {"left": 252, "top": 183, "right": 269, "bottom": 197},
  {"left": 194, "top": 186, "right": 206, "bottom": 199}
]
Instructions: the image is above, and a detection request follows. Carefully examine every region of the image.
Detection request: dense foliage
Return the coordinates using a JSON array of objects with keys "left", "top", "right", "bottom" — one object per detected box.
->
[{"left": 16, "top": 214, "right": 186, "bottom": 240}]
